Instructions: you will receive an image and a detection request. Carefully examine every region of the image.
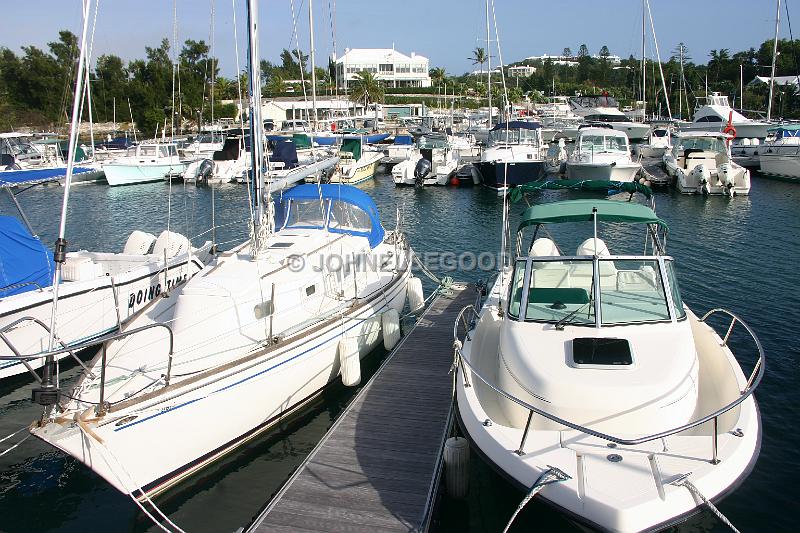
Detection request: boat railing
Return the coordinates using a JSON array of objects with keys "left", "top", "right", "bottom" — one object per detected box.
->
[
  {"left": 0, "top": 321, "right": 174, "bottom": 416},
  {"left": 0, "top": 316, "right": 92, "bottom": 382},
  {"left": 0, "top": 280, "right": 47, "bottom": 293},
  {"left": 453, "top": 304, "right": 765, "bottom": 463}
]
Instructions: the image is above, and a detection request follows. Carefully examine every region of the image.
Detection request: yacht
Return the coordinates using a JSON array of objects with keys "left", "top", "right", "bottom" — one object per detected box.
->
[
  {"left": 180, "top": 129, "right": 226, "bottom": 159},
  {"left": 475, "top": 121, "right": 547, "bottom": 192},
  {"left": 27, "top": 0, "right": 415, "bottom": 499},
  {"left": 184, "top": 136, "right": 250, "bottom": 184},
  {"left": 454, "top": 198, "right": 763, "bottom": 533},
  {"left": 392, "top": 134, "right": 460, "bottom": 186},
  {"left": 566, "top": 127, "right": 641, "bottom": 182},
  {"left": 568, "top": 95, "right": 651, "bottom": 141},
  {"left": 757, "top": 124, "right": 800, "bottom": 181},
  {"left": 679, "top": 93, "right": 770, "bottom": 139},
  {"left": 104, "top": 142, "right": 186, "bottom": 186},
  {"left": 665, "top": 132, "right": 751, "bottom": 195},
  {"left": 382, "top": 135, "right": 416, "bottom": 166}
]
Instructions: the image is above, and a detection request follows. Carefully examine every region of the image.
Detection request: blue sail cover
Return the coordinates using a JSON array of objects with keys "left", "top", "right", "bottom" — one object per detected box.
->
[
  {"left": 0, "top": 167, "right": 95, "bottom": 188},
  {"left": 275, "top": 184, "right": 385, "bottom": 248},
  {"left": 0, "top": 216, "right": 54, "bottom": 297}
]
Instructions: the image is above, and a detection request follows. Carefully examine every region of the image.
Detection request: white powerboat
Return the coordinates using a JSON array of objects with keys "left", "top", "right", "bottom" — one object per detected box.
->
[
  {"left": 392, "top": 134, "right": 460, "bottom": 186},
  {"left": 382, "top": 135, "right": 416, "bottom": 166},
  {"left": 180, "top": 130, "right": 226, "bottom": 160},
  {"left": 679, "top": 93, "right": 771, "bottom": 139},
  {"left": 568, "top": 95, "right": 651, "bottom": 141},
  {"left": 566, "top": 127, "right": 641, "bottom": 182},
  {"left": 454, "top": 198, "right": 763, "bottom": 533},
  {"left": 634, "top": 125, "right": 672, "bottom": 158},
  {"left": 184, "top": 136, "right": 250, "bottom": 185},
  {"left": 0, "top": 171, "right": 211, "bottom": 381},
  {"left": 757, "top": 124, "right": 800, "bottom": 181},
  {"left": 665, "top": 132, "right": 751, "bottom": 195},
  {"left": 104, "top": 142, "right": 186, "bottom": 186}
]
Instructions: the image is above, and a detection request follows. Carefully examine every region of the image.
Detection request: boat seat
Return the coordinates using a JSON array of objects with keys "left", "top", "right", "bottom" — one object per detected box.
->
[
  {"left": 123, "top": 230, "right": 157, "bottom": 255},
  {"left": 62, "top": 255, "right": 104, "bottom": 281},
  {"left": 572, "top": 238, "right": 616, "bottom": 290},
  {"left": 529, "top": 237, "right": 560, "bottom": 259},
  {"left": 616, "top": 267, "right": 657, "bottom": 292},
  {"left": 152, "top": 230, "right": 190, "bottom": 259}
]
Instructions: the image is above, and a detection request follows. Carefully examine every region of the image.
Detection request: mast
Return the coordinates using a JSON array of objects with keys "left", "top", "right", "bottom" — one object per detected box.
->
[
  {"left": 38, "top": 0, "right": 92, "bottom": 406},
  {"left": 247, "top": 0, "right": 266, "bottom": 242},
  {"left": 486, "top": 0, "right": 491, "bottom": 127},
  {"left": 309, "top": 0, "right": 318, "bottom": 127},
  {"left": 679, "top": 44, "right": 684, "bottom": 119},
  {"left": 641, "top": 0, "right": 646, "bottom": 122},
  {"left": 768, "top": 0, "right": 781, "bottom": 121}
]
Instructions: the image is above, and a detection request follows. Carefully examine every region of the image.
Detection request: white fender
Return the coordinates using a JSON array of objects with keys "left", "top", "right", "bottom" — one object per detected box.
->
[
  {"left": 382, "top": 309, "right": 401, "bottom": 350},
  {"left": 407, "top": 277, "right": 425, "bottom": 313},
  {"left": 444, "top": 436, "right": 470, "bottom": 499},
  {"left": 338, "top": 336, "right": 361, "bottom": 387}
]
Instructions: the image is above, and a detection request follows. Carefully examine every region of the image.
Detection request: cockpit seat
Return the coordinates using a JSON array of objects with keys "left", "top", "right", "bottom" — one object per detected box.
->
[{"left": 573, "top": 238, "right": 616, "bottom": 290}]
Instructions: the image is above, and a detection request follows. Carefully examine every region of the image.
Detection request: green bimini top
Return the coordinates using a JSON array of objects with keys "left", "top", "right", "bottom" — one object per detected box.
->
[{"left": 518, "top": 199, "right": 667, "bottom": 231}]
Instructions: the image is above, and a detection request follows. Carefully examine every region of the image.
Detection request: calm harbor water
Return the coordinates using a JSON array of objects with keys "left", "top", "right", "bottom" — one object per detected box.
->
[{"left": 0, "top": 170, "right": 797, "bottom": 532}]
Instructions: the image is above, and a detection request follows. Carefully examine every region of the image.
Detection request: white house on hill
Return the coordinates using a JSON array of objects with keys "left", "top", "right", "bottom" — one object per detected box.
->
[{"left": 334, "top": 48, "right": 431, "bottom": 90}]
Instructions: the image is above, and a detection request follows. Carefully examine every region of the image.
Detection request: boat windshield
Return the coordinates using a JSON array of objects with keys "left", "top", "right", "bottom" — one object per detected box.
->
[
  {"left": 580, "top": 135, "right": 628, "bottom": 152},
  {"left": 489, "top": 128, "right": 539, "bottom": 145},
  {"left": 508, "top": 257, "right": 677, "bottom": 326},
  {"left": 675, "top": 137, "right": 726, "bottom": 154},
  {"left": 418, "top": 136, "right": 449, "bottom": 149}
]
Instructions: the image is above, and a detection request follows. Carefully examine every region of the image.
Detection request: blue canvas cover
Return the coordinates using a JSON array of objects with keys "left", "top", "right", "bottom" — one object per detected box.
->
[
  {"left": 274, "top": 184, "right": 385, "bottom": 248},
  {"left": 271, "top": 139, "right": 299, "bottom": 169},
  {"left": 491, "top": 121, "right": 541, "bottom": 131},
  {"left": 0, "top": 215, "right": 54, "bottom": 297},
  {"left": 393, "top": 135, "right": 413, "bottom": 145},
  {"left": 0, "top": 166, "right": 95, "bottom": 188}
]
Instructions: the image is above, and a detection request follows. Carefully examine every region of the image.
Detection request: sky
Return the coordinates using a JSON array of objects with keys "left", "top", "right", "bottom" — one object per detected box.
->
[{"left": 0, "top": 1, "right": 790, "bottom": 79}]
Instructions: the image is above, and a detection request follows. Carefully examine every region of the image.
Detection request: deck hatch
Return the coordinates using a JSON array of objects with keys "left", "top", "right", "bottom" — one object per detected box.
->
[{"left": 572, "top": 338, "right": 632, "bottom": 366}]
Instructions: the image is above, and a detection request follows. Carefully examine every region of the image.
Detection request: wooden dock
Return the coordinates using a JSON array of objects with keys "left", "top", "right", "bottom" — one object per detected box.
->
[{"left": 246, "top": 283, "right": 474, "bottom": 533}]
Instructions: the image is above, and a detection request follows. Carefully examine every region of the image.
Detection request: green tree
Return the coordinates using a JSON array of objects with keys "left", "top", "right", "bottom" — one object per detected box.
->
[
  {"left": 429, "top": 67, "right": 446, "bottom": 87},
  {"left": 562, "top": 47, "right": 572, "bottom": 59},
  {"left": 349, "top": 71, "right": 384, "bottom": 105},
  {"left": 578, "top": 44, "right": 589, "bottom": 58}
]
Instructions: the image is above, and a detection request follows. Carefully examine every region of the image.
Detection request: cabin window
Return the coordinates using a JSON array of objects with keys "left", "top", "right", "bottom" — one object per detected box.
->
[
  {"left": 599, "top": 259, "right": 670, "bottom": 325},
  {"left": 305, "top": 284, "right": 316, "bottom": 297},
  {"left": 140, "top": 146, "right": 157, "bottom": 157},
  {"left": 329, "top": 200, "right": 372, "bottom": 233},
  {"left": 697, "top": 115, "right": 723, "bottom": 122},
  {"left": 604, "top": 136, "right": 628, "bottom": 151},
  {"left": 285, "top": 199, "right": 328, "bottom": 228},
  {"left": 664, "top": 260, "right": 686, "bottom": 319},
  {"left": 507, "top": 260, "right": 527, "bottom": 318}
]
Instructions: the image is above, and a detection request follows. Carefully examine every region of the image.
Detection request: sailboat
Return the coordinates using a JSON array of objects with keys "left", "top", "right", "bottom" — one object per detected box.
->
[{"left": 28, "top": 0, "right": 414, "bottom": 502}]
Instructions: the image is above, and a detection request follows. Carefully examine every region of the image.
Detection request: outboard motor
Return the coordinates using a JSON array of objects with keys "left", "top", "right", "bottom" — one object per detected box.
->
[
  {"left": 718, "top": 163, "right": 736, "bottom": 197},
  {"left": 689, "top": 164, "right": 711, "bottom": 195},
  {"left": 196, "top": 159, "right": 214, "bottom": 186},
  {"left": 414, "top": 158, "right": 432, "bottom": 186}
]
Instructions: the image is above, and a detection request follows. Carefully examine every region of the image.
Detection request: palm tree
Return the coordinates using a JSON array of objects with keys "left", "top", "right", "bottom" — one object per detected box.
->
[
  {"left": 429, "top": 67, "right": 446, "bottom": 87},
  {"left": 469, "top": 47, "right": 489, "bottom": 106},
  {"left": 349, "top": 71, "right": 384, "bottom": 106}
]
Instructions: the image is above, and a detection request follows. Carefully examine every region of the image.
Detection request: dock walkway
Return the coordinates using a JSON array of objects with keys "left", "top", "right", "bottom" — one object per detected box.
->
[{"left": 247, "top": 283, "right": 474, "bottom": 533}]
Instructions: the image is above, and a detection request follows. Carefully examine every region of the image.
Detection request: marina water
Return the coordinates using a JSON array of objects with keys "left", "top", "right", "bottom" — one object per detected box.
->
[{"left": 0, "top": 172, "right": 797, "bottom": 532}]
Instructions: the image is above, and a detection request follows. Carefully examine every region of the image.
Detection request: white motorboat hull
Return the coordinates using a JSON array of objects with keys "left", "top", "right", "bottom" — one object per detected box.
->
[
  {"left": 676, "top": 166, "right": 751, "bottom": 195},
  {"left": 679, "top": 122, "right": 770, "bottom": 139},
  {"left": 566, "top": 161, "right": 640, "bottom": 182},
  {"left": 329, "top": 152, "right": 383, "bottom": 185},
  {"left": 758, "top": 148, "right": 800, "bottom": 181},
  {"left": 104, "top": 163, "right": 186, "bottom": 186},
  {"left": 456, "top": 279, "right": 761, "bottom": 533},
  {"left": 613, "top": 122, "right": 651, "bottom": 141},
  {"left": 0, "top": 246, "right": 210, "bottom": 380}
]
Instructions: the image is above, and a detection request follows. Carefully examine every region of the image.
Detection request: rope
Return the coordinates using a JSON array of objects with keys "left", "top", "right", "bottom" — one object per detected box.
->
[
  {"left": 503, "top": 466, "right": 571, "bottom": 533},
  {"left": 672, "top": 479, "right": 741, "bottom": 533},
  {"left": 0, "top": 432, "right": 31, "bottom": 458},
  {"left": 412, "top": 253, "right": 442, "bottom": 284}
]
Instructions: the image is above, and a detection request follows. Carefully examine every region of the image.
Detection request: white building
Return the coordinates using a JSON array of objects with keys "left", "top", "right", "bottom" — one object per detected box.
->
[
  {"left": 508, "top": 65, "right": 536, "bottom": 77},
  {"left": 334, "top": 48, "right": 431, "bottom": 90}
]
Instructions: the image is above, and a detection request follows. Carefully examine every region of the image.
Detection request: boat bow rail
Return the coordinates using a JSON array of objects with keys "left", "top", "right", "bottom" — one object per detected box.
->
[
  {"left": 453, "top": 304, "right": 764, "bottom": 461},
  {"left": 3, "top": 322, "right": 175, "bottom": 414}
]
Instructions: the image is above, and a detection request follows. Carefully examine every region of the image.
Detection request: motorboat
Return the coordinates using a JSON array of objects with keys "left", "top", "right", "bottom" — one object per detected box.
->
[
  {"left": 568, "top": 95, "right": 651, "bottom": 141},
  {"left": 382, "top": 135, "right": 415, "bottom": 166},
  {"left": 679, "top": 93, "right": 770, "bottom": 139},
  {"left": 0, "top": 169, "right": 212, "bottom": 381},
  {"left": 180, "top": 129, "right": 226, "bottom": 159},
  {"left": 634, "top": 125, "right": 672, "bottom": 158},
  {"left": 392, "top": 134, "right": 460, "bottom": 186},
  {"left": 665, "top": 132, "right": 751, "bottom": 195},
  {"left": 454, "top": 198, "right": 763, "bottom": 533},
  {"left": 327, "top": 137, "right": 383, "bottom": 185},
  {"left": 184, "top": 136, "right": 250, "bottom": 185},
  {"left": 103, "top": 142, "right": 186, "bottom": 186},
  {"left": 566, "top": 127, "right": 641, "bottom": 182},
  {"left": 757, "top": 124, "right": 800, "bottom": 181},
  {"left": 474, "top": 121, "right": 547, "bottom": 192}
]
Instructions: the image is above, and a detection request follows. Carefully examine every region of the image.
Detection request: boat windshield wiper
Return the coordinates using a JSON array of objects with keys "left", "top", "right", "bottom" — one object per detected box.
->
[{"left": 554, "top": 302, "right": 591, "bottom": 330}]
